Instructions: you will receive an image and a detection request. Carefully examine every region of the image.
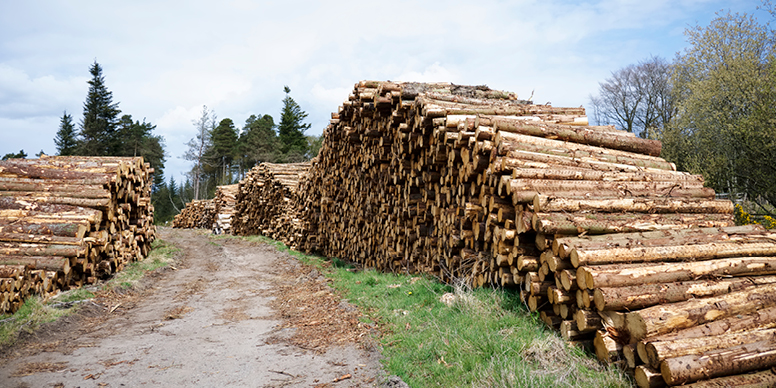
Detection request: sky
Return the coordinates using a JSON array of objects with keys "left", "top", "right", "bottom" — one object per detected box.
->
[{"left": 0, "top": 0, "right": 768, "bottom": 182}]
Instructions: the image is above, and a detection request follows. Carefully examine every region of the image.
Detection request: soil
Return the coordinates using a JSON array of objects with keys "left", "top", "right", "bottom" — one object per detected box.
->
[{"left": 0, "top": 227, "right": 385, "bottom": 388}]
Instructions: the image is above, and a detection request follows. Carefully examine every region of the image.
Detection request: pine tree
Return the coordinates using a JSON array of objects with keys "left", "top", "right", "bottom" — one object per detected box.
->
[
  {"left": 277, "top": 86, "right": 310, "bottom": 160},
  {"left": 78, "top": 61, "right": 120, "bottom": 156},
  {"left": 237, "top": 114, "right": 280, "bottom": 173},
  {"left": 206, "top": 118, "right": 239, "bottom": 185},
  {"left": 54, "top": 111, "right": 79, "bottom": 156},
  {"left": 114, "top": 114, "right": 166, "bottom": 181}
]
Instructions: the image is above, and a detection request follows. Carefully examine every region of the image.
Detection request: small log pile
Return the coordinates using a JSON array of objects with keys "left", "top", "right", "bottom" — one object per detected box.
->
[
  {"left": 0, "top": 155, "right": 156, "bottom": 313},
  {"left": 232, "top": 162, "right": 310, "bottom": 249},
  {"left": 172, "top": 199, "right": 215, "bottom": 229},
  {"left": 289, "top": 80, "right": 776, "bottom": 386},
  {"left": 214, "top": 184, "right": 238, "bottom": 233}
]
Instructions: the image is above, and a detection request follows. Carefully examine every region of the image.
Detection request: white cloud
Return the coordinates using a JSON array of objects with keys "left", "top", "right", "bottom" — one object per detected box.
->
[
  {"left": 395, "top": 63, "right": 459, "bottom": 84},
  {"left": 0, "top": 0, "right": 762, "bottom": 181}
]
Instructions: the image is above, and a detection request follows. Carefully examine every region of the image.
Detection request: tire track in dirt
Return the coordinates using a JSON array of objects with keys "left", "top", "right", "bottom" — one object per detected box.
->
[{"left": 0, "top": 227, "right": 383, "bottom": 388}]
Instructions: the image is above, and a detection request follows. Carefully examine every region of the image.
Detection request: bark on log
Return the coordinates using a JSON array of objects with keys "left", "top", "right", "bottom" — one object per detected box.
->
[
  {"left": 679, "top": 369, "right": 776, "bottom": 388},
  {"left": 660, "top": 339, "right": 776, "bottom": 385},
  {"left": 572, "top": 240, "right": 776, "bottom": 267},
  {"left": 626, "top": 283, "right": 776, "bottom": 341},
  {"left": 0, "top": 256, "right": 70, "bottom": 273},
  {"left": 594, "top": 276, "right": 776, "bottom": 311},
  {"left": 533, "top": 212, "right": 733, "bottom": 236},
  {"left": 489, "top": 116, "right": 662, "bottom": 156},
  {"left": 579, "top": 257, "right": 776, "bottom": 290},
  {"left": 646, "top": 327, "right": 776, "bottom": 369},
  {"left": 533, "top": 195, "right": 734, "bottom": 214}
]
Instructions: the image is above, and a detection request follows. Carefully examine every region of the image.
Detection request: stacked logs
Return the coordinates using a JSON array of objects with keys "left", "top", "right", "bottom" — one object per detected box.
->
[
  {"left": 232, "top": 162, "right": 310, "bottom": 249},
  {"left": 172, "top": 199, "right": 216, "bottom": 229},
  {"left": 554, "top": 224, "right": 776, "bottom": 387},
  {"left": 286, "top": 81, "right": 776, "bottom": 386},
  {"left": 214, "top": 184, "right": 238, "bottom": 233},
  {"left": 0, "top": 155, "right": 156, "bottom": 313}
]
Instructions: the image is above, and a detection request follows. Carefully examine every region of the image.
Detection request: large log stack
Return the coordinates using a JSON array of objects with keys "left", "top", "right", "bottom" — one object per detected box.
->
[
  {"left": 287, "top": 80, "right": 776, "bottom": 386},
  {"left": 214, "top": 184, "right": 239, "bottom": 233},
  {"left": 0, "top": 155, "right": 156, "bottom": 313},
  {"left": 172, "top": 199, "right": 216, "bottom": 229},
  {"left": 232, "top": 162, "right": 310, "bottom": 249}
]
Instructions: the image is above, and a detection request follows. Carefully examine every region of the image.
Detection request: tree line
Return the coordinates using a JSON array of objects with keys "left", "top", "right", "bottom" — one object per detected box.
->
[
  {"left": 170, "top": 85, "right": 320, "bottom": 210},
  {"left": 588, "top": 6, "right": 776, "bottom": 217},
  {"left": 2, "top": 60, "right": 321, "bottom": 225}
]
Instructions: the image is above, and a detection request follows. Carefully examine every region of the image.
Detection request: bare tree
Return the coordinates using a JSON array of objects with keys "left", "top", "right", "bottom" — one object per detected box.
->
[
  {"left": 588, "top": 56, "right": 675, "bottom": 138},
  {"left": 184, "top": 105, "right": 216, "bottom": 200}
]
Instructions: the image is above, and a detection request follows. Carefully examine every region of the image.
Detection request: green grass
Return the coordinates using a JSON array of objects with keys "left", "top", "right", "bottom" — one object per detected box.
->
[
  {"left": 0, "top": 238, "right": 180, "bottom": 346},
  {"left": 0, "top": 297, "right": 72, "bottom": 345},
  {"left": 331, "top": 270, "right": 631, "bottom": 388},
  {"left": 221, "top": 234, "right": 632, "bottom": 388},
  {"left": 105, "top": 239, "right": 179, "bottom": 290}
]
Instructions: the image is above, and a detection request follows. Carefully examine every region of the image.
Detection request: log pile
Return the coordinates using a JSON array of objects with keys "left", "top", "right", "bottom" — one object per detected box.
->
[
  {"left": 287, "top": 80, "right": 776, "bottom": 386},
  {"left": 232, "top": 162, "right": 310, "bottom": 249},
  {"left": 214, "top": 184, "right": 238, "bottom": 233},
  {"left": 172, "top": 199, "right": 215, "bottom": 229},
  {"left": 0, "top": 155, "right": 156, "bottom": 313}
]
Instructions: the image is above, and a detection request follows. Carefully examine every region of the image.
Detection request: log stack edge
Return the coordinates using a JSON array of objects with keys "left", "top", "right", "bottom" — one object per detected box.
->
[{"left": 0, "top": 155, "right": 156, "bottom": 314}]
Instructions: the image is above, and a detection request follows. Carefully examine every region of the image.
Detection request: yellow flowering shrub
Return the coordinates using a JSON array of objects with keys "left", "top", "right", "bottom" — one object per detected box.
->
[{"left": 735, "top": 204, "right": 776, "bottom": 229}]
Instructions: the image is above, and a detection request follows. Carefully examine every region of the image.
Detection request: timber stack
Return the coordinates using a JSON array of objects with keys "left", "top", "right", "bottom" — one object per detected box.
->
[
  {"left": 291, "top": 80, "right": 776, "bottom": 386},
  {"left": 172, "top": 199, "right": 215, "bottom": 229},
  {"left": 214, "top": 184, "right": 238, "bottom": 233},
  {"left": 232, "top": 162, "right": 310, "bottom": 249},
  {"left": 0, "top": 155, "right": 156, "bottom": 313}
]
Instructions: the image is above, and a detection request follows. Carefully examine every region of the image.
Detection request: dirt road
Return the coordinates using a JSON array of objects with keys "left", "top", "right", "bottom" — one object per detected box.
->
[{"left": 0, "top": 228, "right": 383, "bottom": 387}]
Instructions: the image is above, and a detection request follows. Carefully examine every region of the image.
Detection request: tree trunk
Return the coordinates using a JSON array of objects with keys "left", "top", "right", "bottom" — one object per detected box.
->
[
  {"left": 676, "top": 369, "right": 776, "bottom": 388},
  {"left": 553, "top": 225, "right": 764, "bottom": 259},
  {"left": 579, "top": 257, "right": 776, "bottom": 290},
  {"left": 636, "top": 305, "right": 776, "bottom": 364},
  {"left": 572, "top": 240, "right": 776, "bottom": 267},
  {"left": 626, "top": 283, "right": 776, "bottom": 341},
  {"left": 533, "top": 195, "right": 733, "bottom": 214},
  {"left": 494, "top": 131, "right": 674, "bottom": 170},
  {"left": 646, "top": 327, "right": 776, "bottom": 369},
  {"left": 594, "top": 275, "right": 776, "bottom": 311},
  {"left": 533, "top": 212, "right": 733, "bottom": 236},
  {"left": 489, "top": 116, "right": 663, "bottom": 156},
  {"left": 660, "top": 339, "right": 776, "bottom": 385}
]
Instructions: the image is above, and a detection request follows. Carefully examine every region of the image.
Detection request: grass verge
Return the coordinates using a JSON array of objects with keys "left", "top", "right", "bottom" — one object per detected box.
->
[
  {"left": 0, "top": 239, "right": 179, "bottom": 346},
  {"left": 220, "top": 234, "right": 632, "bottom": 388},
  {"left": 333, "top": 269, "right": 632, "bottom": 388}
]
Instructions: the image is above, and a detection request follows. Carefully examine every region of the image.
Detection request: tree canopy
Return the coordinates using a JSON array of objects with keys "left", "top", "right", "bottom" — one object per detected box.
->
[
  {"left": 662, "top": 11, "right": 775, "bottom": 211},
  {"left": 591, "top": 10, "right": 776, "bottom": 216},
  {"left": 589, "top": 56, "right": 675, "bottom": 137}
]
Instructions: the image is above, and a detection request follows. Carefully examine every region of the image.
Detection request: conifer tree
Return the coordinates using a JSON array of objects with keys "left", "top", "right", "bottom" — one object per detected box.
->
[
  {"left": 54, "top": 111, "right": 79, "bottom": 156},
  {"left": 277, "top": 86, "right": 310, "bottom": 160},
  {"left": 78, "top": 61, "right": 121, "bottom": 156}
]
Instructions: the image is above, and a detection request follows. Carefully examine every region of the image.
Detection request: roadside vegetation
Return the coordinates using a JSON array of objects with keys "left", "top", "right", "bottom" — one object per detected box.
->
[
  {"left": 332, "top": 267, "right": 631, "bottom": 388},
  {"left": 0, "top": 239, "right": 179, "bottom": 346}
]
